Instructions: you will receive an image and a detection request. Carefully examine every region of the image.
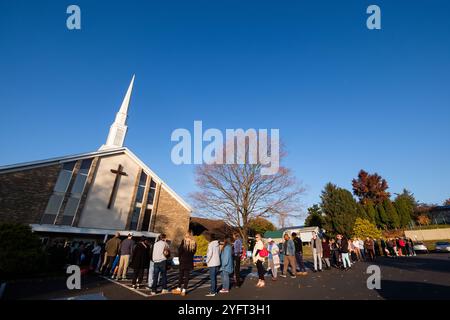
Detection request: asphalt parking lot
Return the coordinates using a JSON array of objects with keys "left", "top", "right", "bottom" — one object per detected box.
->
[{"left": 3, "top": 253, "right": 450, "bottom": 300}]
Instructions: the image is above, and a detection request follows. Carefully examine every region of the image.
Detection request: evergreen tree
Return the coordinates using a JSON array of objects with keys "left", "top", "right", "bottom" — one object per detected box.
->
[
  {"left": 357, "top": 203, "right": 368, "bottom": 220},
  {"left": 320, "top": 183, "right": 358, "bottom": 237},
  {"left": 364, "top": 201, "right": 377, "bottom": 224},
  {"left": 304, "top": 204, "right": 324, "bottom": 228},
  {"left": 376, "top": 204, "right": 389, "bottom": 229},
  {"left": 394, "top": 189, "right": 416, "bottom": 228},
  {"left": 383, "top": 199, "right": 400, "bottom": 229}
]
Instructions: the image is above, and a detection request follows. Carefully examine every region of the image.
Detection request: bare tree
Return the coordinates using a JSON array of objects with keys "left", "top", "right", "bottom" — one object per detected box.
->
[{"left": 190, "top": 142, "right": 304, "bottom": 249}]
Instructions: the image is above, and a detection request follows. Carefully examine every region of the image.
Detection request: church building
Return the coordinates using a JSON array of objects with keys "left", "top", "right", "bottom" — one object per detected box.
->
[{"left": 0, "top": 76, "right": 192, "bottom": 245}]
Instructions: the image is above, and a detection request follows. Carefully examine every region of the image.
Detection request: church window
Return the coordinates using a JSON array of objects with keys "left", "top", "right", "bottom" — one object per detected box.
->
[
  {"left": 129, "top": 171, "right": 147, "bottom": 230},
  {"left": 141, "top": 209, "right": 152, "bottom": 231},
  {"left": 129, "top": 207, "right": 141, "bottom": 231},
  {"left": 147, "top": 180, "right": 157, "bottom": 205},
  {"left": 60, "top": 159, "right": 93, "bottom": 225},
  {"left": 41, "top": 161, "right": 76, "bottom": 224},
  {"left": 140, "top": 179, "right": 157, "bottom": 231},
  {"left": 135, "top": 172, "right": 147, "bottom": 203}
]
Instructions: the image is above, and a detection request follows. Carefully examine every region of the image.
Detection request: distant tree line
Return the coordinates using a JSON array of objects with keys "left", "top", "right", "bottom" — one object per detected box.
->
[{"left": 304, "top": 169, "right": 447, "bottom": 237}]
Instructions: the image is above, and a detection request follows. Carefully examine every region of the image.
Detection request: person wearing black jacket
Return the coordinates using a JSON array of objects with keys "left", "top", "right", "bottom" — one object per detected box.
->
[
  {"left": 292, "top": 233, "right": 307, "bottom": 275},
  {"left": 130, "top": 237, "right": 150, "bottom": 289},
  {"left": 172, "top": 233, "right": 197, "bottom": 296}
]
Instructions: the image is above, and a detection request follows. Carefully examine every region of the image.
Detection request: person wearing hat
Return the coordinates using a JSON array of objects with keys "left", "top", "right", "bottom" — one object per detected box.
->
[
  {"left": 267, "top": 238, "right": 280, "bottom": 280},
  {"left": 130, "top": 236, "right": 150, "bottom": 289},
  {"left": 116, "top": 232, "right": 135, "bottom": 280}
]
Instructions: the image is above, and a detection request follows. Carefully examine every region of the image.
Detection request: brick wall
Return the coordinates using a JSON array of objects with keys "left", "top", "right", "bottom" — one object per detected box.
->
[
  {"left": 0, "top": 165, "right": 60, "bottom": 224},
  {"left": 152, "top": 186, "right": 190, "bottom": 247}
]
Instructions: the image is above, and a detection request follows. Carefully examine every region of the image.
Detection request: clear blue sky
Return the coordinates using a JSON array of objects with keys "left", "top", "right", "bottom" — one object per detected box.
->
[{"left": 1, "top": 1, "right": 449, "bottom": 225}]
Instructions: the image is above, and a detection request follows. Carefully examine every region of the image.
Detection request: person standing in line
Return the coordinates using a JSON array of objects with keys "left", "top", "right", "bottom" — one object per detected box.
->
[
  {"left": 340, "top": 236, "right": 352, "bottom": 270},
  {"left": 205, "top": 234, "right": 221, "bottom": 297},
  {"left": 352, "top": 238, "right": 362, "bottom": 261},
  {"left": 374, "top": 238, "right": 381, "bottom": 257},
  {"left": 380, "top": 238, "right": 387, "bottom": 256},
  {"left": 151, "top": 233, "right": 170, "bottom": 295},
  {"left": 232, "top": 232, "right": 243, "bottom": 288},
  {"left": 280, "top": 233, "right": 297, "bottom": 278},
  {"left": 292, "top": 232, "right": 307, "bottom": 275},
  {"left": 322, "top": 237, "right": 331, "bottom": 269},
  {"left": 358, "top": 238, "right": 365, "bottom": 261},
  {"left": 130, "top": 237, "right": 150, "bottom": 289},
  {"left": 393, "top": 238, "right": 400, "bottom": 256},
  {"left": 219, "top": 237, "right": 234, "bottom": 293},
  {"left": 404, "top": 238, "right": 411, "bottom": 256},
  {"left": 172, "top": 233, "right": 197, "bottom": 296},
  {"left": 365, "top": 237, "right": 375, "bottom": 261},
  {"left": 91, "top": 242, "right": 102, "bottom": 272},
  {"left": 329, "top": 238, "right": 339, "bottom": 268},
  {"left": 311, "top": 231, "right": 323, "bottom": 272},
  {"left": 252, "top": 234, "right": 266, "bottom": 287},
  {"left": 117, "top": 233, "right": 134, "bottom": 281},
  {"left": 399, "top": 238, "right": 406, "bottom": 256},
  {"left": 267, "top": 238, "right": 280, "bottom": 280},
  {"left": 101, "top": 232, "right": 121, "bottom": 276},
  {"left": 409, "top": 238, "right": 416, "bottom": 256}
]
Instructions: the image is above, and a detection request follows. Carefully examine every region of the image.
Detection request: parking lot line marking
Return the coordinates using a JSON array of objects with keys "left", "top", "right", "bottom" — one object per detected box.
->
[{"left": 101, "top": 276, "right": 151, "bottom": 298}]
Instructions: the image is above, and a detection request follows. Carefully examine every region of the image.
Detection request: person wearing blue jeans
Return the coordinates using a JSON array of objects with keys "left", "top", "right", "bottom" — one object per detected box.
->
[
  {"left": 151, "top": 260, "right": 167, "bottom": 292},
  {"left": 205, "top": 235, "right": 221, "bottom": 296},
  {"left": 150, "top": 234, "right": 169, "bottom": 295},
  {"left": 340, "top": 236, "right": 352, "bottom": 270},
  {"left": 219, "top": 238, "right": 234, "bottom": 293}
]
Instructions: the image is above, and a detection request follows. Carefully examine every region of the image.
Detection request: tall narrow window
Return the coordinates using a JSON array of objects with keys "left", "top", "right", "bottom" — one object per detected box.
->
[
  {"left": 129, "top": 171, "right": 147, "bottom": 230},
  {"left": 141, "top": 180, "right": 157, "bottom": 231},
  {"left": 147, "top": 180, "right": 157, "bottom": 205},
  {"left": 41, "top": 162, "right": 76, "bottom": 224},
  {"left": 60, "top": 159, "right": 92, "bottom": 225}
]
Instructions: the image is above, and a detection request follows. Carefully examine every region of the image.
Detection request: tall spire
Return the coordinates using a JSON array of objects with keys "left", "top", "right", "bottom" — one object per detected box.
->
[{"left": 100, "top": 75, "right": 135, "bottom": 150}]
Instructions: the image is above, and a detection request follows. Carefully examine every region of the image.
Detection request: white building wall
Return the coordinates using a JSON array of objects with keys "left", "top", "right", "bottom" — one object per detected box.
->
[{"left": 78, "top": 153, "right": 140, "bottom": 230}]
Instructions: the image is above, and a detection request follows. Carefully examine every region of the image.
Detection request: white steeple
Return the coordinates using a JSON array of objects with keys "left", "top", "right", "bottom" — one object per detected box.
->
[{"left": 100, "top": 75, "right": 135, "bottom": 150}]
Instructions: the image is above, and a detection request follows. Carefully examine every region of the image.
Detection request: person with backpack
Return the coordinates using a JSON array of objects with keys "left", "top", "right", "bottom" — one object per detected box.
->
[
  {"left": 292, "top": 232, "right": 307, "bottom": 275},
  {"left": 252, "top": 233, "right": 267, "bottom": 288},
  {"left": 150, "top": 233, "right": 170, "bottom": 295},
  {"left": 101, "top": 232, "right": 121, "bottom": 276},
  {"left": 205, "top": 234, "right": 221, "bottom": 297},
  {"left": 172, "top": 233, "right": 197, "bottom": 296}
]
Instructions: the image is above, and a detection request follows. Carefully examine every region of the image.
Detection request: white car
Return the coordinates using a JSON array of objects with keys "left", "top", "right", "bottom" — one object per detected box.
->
[
  {"left": 435, "top": 242, "right": 450, "bottom": 252},
  {"left": 413, "top": 242, "right": 429, "bottom": 253}
]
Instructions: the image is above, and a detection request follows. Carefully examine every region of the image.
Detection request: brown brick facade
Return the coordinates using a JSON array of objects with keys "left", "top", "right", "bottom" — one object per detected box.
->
[
  {"left": 152, "top": 187, "right": 190, "bottom": 246},
  {"left": 0, "top": 165, "right": 60, "bottom": 224}
]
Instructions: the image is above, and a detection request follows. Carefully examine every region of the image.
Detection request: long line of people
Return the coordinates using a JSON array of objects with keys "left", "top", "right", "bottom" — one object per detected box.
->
[{"left": 43, "top": 230, "right": 418, "bottom": 297}]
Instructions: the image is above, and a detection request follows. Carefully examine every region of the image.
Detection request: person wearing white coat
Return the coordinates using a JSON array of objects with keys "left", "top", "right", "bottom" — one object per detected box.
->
[
  {"left": 205, "top": 235, "right": 221, "bottom": 296},
  {"left": 267, "top": 238, "right": 280, "bottom": 280},
  {"left": 252, "top": 234, "right": 266, "bottom": 288}
]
